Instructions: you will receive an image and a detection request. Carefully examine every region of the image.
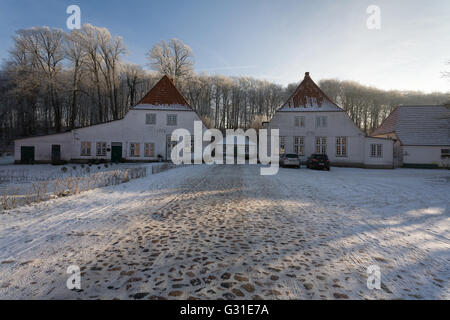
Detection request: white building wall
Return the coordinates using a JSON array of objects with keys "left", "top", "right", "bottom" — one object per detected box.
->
[
  {"left": 363, "top": 137, "right": 394, "bottom": 167},
  {"left": 403, "top": 145, "right": 449, "bottom": 167},
  {"left": 74, "top": 109, "right": 204, "bottom": 161},
  {"left": 14, "top": 132, "right": 73, "bottom": 163}
]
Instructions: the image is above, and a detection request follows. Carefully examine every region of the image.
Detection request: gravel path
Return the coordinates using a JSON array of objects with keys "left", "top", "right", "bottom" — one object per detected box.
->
[{"left": 0, "top": 165, "right": 448, "bottom": 299}]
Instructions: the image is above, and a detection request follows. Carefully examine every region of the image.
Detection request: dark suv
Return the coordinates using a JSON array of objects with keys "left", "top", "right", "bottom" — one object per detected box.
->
[{"left": 306, "top": 154, "right": 330, "bottom": 170}]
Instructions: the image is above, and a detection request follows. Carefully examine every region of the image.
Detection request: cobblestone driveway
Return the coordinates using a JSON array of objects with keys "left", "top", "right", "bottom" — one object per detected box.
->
[{"left": 1, "top": 165, "right": 448, "bottom": 299}]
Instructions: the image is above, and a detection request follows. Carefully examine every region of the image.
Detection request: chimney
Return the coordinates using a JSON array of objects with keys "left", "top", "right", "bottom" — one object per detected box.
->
[{"left": 305, "top": 72, "right": 310, "bottom": 78}]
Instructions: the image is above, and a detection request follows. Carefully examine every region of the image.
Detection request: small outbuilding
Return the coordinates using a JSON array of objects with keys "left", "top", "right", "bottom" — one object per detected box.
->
[{"left": 371, "top": 105, "right": 450, "bottom": 168}]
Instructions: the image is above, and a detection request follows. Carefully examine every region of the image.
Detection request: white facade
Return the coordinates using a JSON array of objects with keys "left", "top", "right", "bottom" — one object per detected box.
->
[
  {"left": 265, "top": 72, "right": 393, "bottom": 168},
  {"left": 265, "top": 111, "right": 393, "bottom": 168},
  {"left": 14, "top": 107, "right": 205, "bottom": 163}
]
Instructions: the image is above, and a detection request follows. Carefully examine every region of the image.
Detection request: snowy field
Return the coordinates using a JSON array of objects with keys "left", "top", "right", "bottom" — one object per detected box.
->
[
  {"left": 0, "top": 164, "right": 448, "bottom": 300},
  {"left": 0, "top": 159, "right": 153, "bottom": 192},
  {"left": 0, "top": 155, "right": 13, "bottom": 166}
]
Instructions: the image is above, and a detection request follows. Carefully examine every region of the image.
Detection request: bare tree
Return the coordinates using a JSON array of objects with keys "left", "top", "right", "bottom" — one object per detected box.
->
[
  {"left": 14, "top": 27, "right": 65, "bottom": 131},
  {"left": 122, "top": 63, "right": 146, "bottom": 109},
  {"left": 147, "top": 39, "right": 194, "bottom": 82},
  {"left": 96, "top": 27, "right": 127, "bottom": 120},
  {"left": 65, "top": 29, "right": 87, "bottom": 129}
]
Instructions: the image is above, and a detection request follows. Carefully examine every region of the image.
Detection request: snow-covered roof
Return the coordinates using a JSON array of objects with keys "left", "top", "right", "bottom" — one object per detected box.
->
[
  {"left": 371, "top": 105, "right": 450, "bottom": 146},
  {"left": 278, "top": 72, "right": 343, "bottom": 112}
]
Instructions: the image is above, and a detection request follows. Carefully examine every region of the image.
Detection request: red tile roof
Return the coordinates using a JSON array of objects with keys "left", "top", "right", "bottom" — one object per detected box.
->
[
  {"left": 136, "top": 75, "right": 191, "bottom": 108},
  {"left": 280, "top": 72, "right": 341, "bottom": 110}
]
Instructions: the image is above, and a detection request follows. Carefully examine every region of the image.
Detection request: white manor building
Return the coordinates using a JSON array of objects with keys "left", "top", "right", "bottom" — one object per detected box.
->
[
  {"left": 264, "top": 72, "right": 394, "bottom": 168},
  {"left": 14, "top": 76, "right": 205, "bottom": 164}
]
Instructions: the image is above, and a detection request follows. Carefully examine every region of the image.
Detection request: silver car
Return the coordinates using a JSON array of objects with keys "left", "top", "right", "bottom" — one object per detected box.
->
[{"left": 280, "top": 153, "right": 301, "bottom": 168}]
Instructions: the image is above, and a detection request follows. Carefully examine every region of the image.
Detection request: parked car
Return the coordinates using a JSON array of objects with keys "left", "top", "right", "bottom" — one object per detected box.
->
[
  {"left": 306, "top": 154, "right": 330, "bottom": 170},
  {"left": 280, "top": 153, "right": 301, "bottom": 168}
]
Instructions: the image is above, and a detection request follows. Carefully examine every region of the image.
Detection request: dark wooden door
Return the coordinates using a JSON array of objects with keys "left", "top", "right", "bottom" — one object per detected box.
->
[
  {"left": 111, "top": 145, "right": 122, "bottom": 162},
  {"left": 52, "top": 145, "right": 61, "bottom": 162},
  {"left": 21, "top": 146, "right": 35, "bottom": 164}
]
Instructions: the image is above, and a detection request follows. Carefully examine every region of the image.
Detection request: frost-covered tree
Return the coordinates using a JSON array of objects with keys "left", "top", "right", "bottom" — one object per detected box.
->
[
  {"left": 65, "top": 29, "right": 87, "bottom": 129},
  {"left": 14, "top": 27, "right": 65, "bottom": 131},
  {"left": 147, "top": 39, "right": 195, "bottom": 82}
]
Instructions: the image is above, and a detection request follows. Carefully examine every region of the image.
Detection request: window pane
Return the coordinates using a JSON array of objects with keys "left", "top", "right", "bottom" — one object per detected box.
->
[
  {"left": 146, "top": 113, "right": 156, "bottom": 125},
  {"left": 96, "top": 142, "right": 106, "bottom": 156},
  {"left": 167, "top": 114, "right": 177, "bottom": 126}
]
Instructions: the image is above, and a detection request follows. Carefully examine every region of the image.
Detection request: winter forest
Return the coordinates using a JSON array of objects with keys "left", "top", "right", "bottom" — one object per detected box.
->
[{"left": 1, "top": 24, "right": 449, "bottom": 151}]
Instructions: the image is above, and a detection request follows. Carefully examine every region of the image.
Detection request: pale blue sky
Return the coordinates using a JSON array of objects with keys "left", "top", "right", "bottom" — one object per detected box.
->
[{"left": 0, "top": 0, "right": 449, "bottom": 92}]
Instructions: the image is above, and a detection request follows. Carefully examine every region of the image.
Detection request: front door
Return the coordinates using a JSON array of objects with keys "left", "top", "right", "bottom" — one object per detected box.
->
[
  {"left": 111, "top": 143, "right": 122, "bottom": 162},
  {"left": 51, "top": 145, "right": 61, "bottom": 162},
  {"left": 21, "top": 146, "right": 35, "bottom": 164}
]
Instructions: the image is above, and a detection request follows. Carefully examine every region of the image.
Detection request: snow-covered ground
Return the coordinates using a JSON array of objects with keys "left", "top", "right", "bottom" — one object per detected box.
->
[
  {"left": 0, "top": 161, "right": 153, "bottom": 187},
  {"left": 0, "top": 161, "right": 162, "bottom": 209},
  {"left": 0, "top": 165, "right": 448, "bottom": 299},
  {"left": 0, "top": 155, "right": 14, "bottom": 166}
]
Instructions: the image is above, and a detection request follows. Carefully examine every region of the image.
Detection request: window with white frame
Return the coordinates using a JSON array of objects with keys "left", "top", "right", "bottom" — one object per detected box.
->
[
  {"left": 130, "top": 143, "right": 140, "bottom": 157},
  {"left": 370, "top": 144, "right": 383, "bottom": 158},
  {"left": 295, "top": 116, "right": 305, "bottom": 127},
  {"left": 336, "top": 137, "right": 347, "bottom": 157},
  {"left": 145, "top": 113, "right": 156, "bottom": 125},
  {"left": 294, "top": 136, "right": 305, "bottom": 156},
  {"left": 315, "top": 116, "right": 327, "bottom": 128},
  {"left": 279, "top": 136, "right": 286, "bottom": 154},
  {"left": 167, "top": 114, "right": 177, "bottom": 126},
  {"left": 144, "top": 143, "right": 154, "bottom": 157},
  {"left": 96, "top": 142, "right": 107, "bottom": 156},
  {"left": 315, "top": 137, "right": 327, "bottom": 154},
  {"left": 81, "top": 141, "right": 91, "bottom": 156}
]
